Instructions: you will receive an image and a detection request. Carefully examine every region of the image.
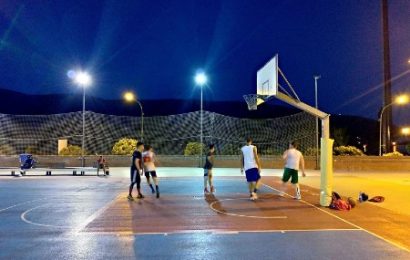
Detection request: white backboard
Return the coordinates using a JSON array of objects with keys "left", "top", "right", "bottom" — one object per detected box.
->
[{"left": 257, "top": 54, "right": 278, "bottom": 96}]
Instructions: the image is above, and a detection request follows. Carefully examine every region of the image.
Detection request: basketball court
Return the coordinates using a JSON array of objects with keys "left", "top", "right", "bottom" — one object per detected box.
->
[
  {"left": 0, "top": 54, "right": 408, "bottom": 259},
  {"left": 0, "top": 167, "right": 409, "bottom": 259}
]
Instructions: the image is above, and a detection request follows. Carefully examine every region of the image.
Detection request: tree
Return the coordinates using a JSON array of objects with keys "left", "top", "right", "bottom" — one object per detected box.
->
[
  {"left": 334, "top": 146, "right": 364, "bottom": 156},
  {"left": 0, "top": 144, "right": 16, "bottom": 155},
  {"left": 332, "top": 128, "right": 349, "bottom": 147},
  {"left": 112, "top": 138, "right": 138, "bottom": 155},
  {"left": 184, "top": 142, "right": 204, "bottom": 156},
  {"left": 59, "top": 145, "right": 84, "bottom": 156}
]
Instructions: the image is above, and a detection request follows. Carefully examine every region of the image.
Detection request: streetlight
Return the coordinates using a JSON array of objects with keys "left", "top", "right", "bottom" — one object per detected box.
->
[
  {"left": 314, "top": 75, "right": 321, "bottom": 169},
  {"left": 401, "top": 127, "right": 410, "bottom": 136},
  {"left": 71, "top": 70, "right": 92, "bottom": 167},
  {"left": 194, "top": 72, "right": 207, "bottom": 166},
  {"left": 379, "top": 94, "right": 409, "bottom": 155},
  {"left": 123, "top": 91, "right": 144, "bottom": 141}
]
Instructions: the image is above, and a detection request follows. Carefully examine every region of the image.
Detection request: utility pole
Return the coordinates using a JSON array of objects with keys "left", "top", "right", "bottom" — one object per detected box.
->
[
  {"left": 381, "top": 0, "right": 392, "bottom": 154},
  {"left": 314, "top": 75, "right": 321, "bottom": 169}
]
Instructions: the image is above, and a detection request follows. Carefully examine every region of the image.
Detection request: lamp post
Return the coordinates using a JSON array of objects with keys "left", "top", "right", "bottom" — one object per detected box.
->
[
  {"left": 379, "top": 94, "right": 409, "bottom": 155},
  {"left": 194, "top": 72, "right": 207, "bottom": 166},
  {"left": 124, "top": 91, "right": 144, "bottom": 141},
  {"left": 72, "top": 71, "right": 92, "bottom": 167},
  {"left": 314, "top": 75, "right": 321, "bottom": 169}
]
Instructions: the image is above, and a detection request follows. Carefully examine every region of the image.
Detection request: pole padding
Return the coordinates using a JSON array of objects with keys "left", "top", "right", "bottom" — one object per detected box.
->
[{"left": 320, "top": 138, "right": 334, "bottom": 206}]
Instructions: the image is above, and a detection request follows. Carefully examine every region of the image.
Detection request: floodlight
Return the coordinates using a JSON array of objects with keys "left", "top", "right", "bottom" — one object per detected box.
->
[
  {"left": 74, "top": 71, "right": 92, "bottom": 87},
  {"left": 195, "top": 72, "right": 207, "bottom": 86}
]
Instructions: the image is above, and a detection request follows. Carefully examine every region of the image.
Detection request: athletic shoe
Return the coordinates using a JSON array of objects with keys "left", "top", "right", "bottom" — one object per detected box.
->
[
  {"left": 156, "top": 192, "right": 160, "bottom": 198},
  {"left": 137, "top": 194, "right": 145, "bottom": 199},
  {"left": 295, "top": 195, "right": 301, "bottom": 200},
  {"left": 204, "top": 188, "right": 209, "bottom": 193},
  {"left": 210, "top": 186, "right": 215, "bottom": 193},
  {"left": 127, "top": 195, "right": 134, "bottom": 201},
  {"left": 249, "top": 194, "right": 255, "bottom": 201},
  {"left": 252, "top": 192, "right": 258, "bottom": 200}
]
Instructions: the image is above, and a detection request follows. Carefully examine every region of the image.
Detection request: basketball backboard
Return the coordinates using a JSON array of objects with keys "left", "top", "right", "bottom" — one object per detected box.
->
[{"left": 257, "top": 54, "right": 278, "bottom": 96}]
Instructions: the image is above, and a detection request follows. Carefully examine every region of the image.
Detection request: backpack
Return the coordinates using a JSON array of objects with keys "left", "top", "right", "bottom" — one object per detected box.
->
[{"left": 329, "top": 199, "right": 351, "bottom": 211}]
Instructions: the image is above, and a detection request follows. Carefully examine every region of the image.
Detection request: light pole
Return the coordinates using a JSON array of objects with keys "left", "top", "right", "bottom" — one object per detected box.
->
[
  {"left": 314, "top": 75, "right": 321, "bottom": 169},
  {"left": 124, "top": 91, "right": 144, "bottom": 141},
  {"left": 379, "top": 94, "right": 409, "bottom": 155},
  {"left": 195, "top": 72, "right": 207, "bottom": 166},
  {"left": 72, "top": 71, "right": 92, "bottom": 167}
]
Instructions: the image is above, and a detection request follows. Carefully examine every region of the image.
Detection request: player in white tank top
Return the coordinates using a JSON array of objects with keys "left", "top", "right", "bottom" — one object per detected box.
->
[
  {"left": 240, "top": 137, "right": 262, "bottom": 200},
  {"left": 281, "top": 141, "right": 306, "bottom": 200},
  {"left": 241, "top": 145, "right": 258, "bottom": 171}
]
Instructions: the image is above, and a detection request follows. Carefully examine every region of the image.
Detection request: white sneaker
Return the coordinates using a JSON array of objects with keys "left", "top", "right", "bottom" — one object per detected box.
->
[
  {"left": 251, "top": 192, "right": 258, "bottom": 200},
  {"left": 295, "top": 194, "right": 301, "bottom": 200},
  {"left": 249, "top": 193, "right": 255, "bottom": 201}
]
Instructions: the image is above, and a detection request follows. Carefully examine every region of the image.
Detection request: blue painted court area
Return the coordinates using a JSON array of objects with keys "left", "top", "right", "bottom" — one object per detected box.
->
[{"left": 0, "top": 167, "right": 409, "bottom": 259}]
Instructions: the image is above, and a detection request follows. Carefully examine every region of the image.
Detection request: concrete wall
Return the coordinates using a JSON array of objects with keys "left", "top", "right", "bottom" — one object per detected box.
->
[{"left": 1, "top": 155, "right": 410, "bottom": 172}]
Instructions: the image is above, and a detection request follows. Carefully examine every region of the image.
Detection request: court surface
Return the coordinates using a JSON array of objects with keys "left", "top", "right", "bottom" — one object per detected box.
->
[{"left": 0, "top": 167, "right": 409, "bottom": 259}]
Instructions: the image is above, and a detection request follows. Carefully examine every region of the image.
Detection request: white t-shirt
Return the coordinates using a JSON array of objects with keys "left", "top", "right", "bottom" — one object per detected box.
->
[
  {"left": 241, "top": 145, "right": 258, "bottom": 171},
  {"left": 284, "top": 148, "right": 303, "bottom": 170},
  {"left": 142, "top": 151, "right": 156, "bottom": 172}
]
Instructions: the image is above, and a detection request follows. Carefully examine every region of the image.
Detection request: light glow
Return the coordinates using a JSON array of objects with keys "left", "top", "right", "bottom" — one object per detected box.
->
[
  {"left": 123, "top": 91, "right": 136, "bottom": 102},
  {"left": 394, "top": 94, "right": 409, "bottom": 105},
  {"left": 194, "top": 72, "right": 207, "bottom": 86},
  {"left": 74, "top": 71, "right": 92, "bottom": 87},
  {"left": 401, "top": 127, "right": 410, "bottom": 135}
]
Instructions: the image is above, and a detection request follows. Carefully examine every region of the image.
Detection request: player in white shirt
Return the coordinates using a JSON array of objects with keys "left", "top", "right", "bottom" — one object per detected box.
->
[
  {"left": 142, "top": 145, "right": 160, "bottom": 198},
  {"left": 240, "top": 137, "right": 262, "bottom": 200},
  {"left": 281, "top": 141, "right": 306, "bottom": 200}
]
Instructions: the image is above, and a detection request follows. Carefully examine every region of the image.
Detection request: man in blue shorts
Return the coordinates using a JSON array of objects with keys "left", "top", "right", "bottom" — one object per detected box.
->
[
  {"left": 128, "top": 141, "right": 145, "bottom": 201},
  {"left": 240, "top": 137, "right": 262, "bottom": 200}
]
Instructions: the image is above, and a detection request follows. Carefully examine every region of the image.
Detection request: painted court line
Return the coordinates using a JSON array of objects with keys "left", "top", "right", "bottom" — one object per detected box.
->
[
  {"left": 72, "top": 193, "right": 123, "bottom": 234},
  {"left": 21, "top": 205, "right": 72, "bottom": 229},
  {"left": 209, "top": 197, "right": 287, "bottom": 219},
  {"left": 0, "top": 198, "right": 47, "bottom": 213},
  {"left": 262, "top": 183, "right": 410, "bottom": 253},
  {"left": 83, "top": 228, "right": 361, "bottom": 237}
]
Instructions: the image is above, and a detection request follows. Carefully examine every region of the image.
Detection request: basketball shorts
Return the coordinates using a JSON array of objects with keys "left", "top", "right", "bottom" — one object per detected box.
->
[
  {"left": 144, "top": 171, "right": 157, "bottom": 178},
  {"left": 282, "top": 168, "right": 298, "bottom": 184},
  {"left": 245, "top": 168, "right": 261, "bottom": 182}
]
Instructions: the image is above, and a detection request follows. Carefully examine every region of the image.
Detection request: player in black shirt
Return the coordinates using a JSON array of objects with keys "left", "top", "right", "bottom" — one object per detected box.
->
[
  {"left": 128, "top": 141, "right": 145, "bottom": 200},
  {"left": 203, "top": 144, "right": 215, "bottom": 193}
]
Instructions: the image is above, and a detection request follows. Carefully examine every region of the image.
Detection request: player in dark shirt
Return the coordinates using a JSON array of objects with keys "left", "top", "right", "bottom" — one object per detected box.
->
[
  {"left": 128, "top": 142, "right": 145, "bottom": 200},
  {"left": 203, "top": 144, "right": 215, "bottom": 193}
]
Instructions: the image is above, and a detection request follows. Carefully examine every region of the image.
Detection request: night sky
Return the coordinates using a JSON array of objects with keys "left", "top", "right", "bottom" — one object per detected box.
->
[{"left": 0, "top": 1, "right": 409, "bottom": 123}]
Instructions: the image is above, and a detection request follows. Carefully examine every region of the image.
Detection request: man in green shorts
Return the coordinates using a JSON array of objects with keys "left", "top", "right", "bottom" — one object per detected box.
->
[{"left": 281, "top": 141, "right": 306, "bottom": 200}]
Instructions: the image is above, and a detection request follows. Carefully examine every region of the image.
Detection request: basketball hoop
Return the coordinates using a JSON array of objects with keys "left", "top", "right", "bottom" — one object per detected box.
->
[{"left": 243, "top": 94, "right": 264, "bottom": 111}]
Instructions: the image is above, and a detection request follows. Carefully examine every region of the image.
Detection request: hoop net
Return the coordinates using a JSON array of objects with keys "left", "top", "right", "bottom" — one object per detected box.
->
[{"left": 243, "top": 94, "right": 264, "bottom": 111}]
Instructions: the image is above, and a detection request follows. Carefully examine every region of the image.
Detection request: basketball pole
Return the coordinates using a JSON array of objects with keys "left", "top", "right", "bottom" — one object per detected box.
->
[{"left": 275, "top": 92, "right": 333, "bottom": 206}]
